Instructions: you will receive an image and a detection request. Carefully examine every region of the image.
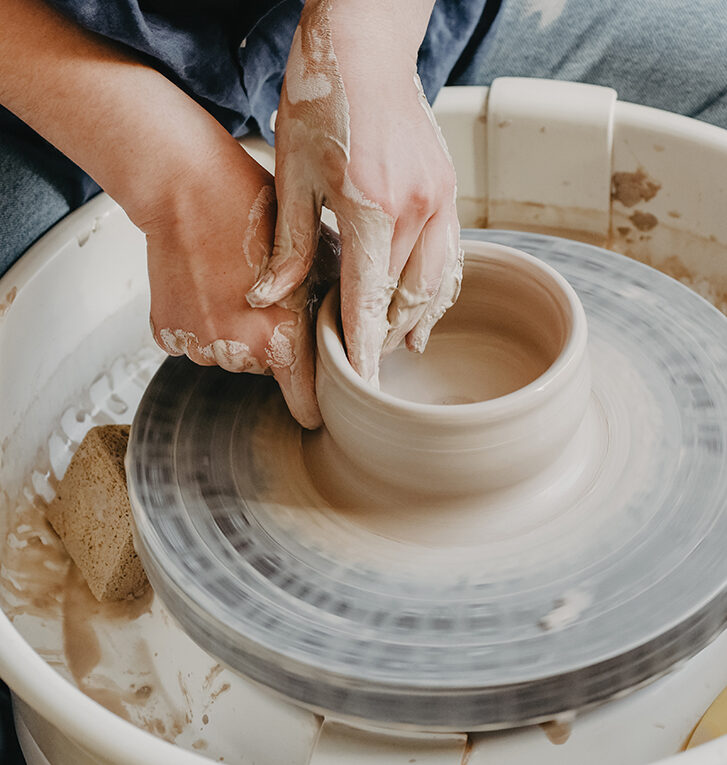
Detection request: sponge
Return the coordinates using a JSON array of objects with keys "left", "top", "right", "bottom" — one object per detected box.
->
[{"left": 47, "top": 424, "right": 148, "bottom": 601}]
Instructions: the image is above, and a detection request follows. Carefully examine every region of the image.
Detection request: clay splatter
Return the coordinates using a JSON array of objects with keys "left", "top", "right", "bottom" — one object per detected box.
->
[
  {"left": 629, "top": 211, "right": 659, "bottom": 232},
  {"left": 540, "top": 720, "right": 572, "bottom": 745},
  {"left": 210, "top": 682, "right": 231, "bottom": 701},
  {"left": 611, "top": 169, "right": 661, "bottom": 207},
  {"left": 0, "top": 287, "right": 18, "bottom": 317}
]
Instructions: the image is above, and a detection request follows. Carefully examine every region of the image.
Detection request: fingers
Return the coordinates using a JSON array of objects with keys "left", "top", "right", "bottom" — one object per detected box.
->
[
  {"left": 406, "top": 204, "right": 463, "bottom": 353},
  {"left": 306, "top": 223, "right": 342, "bottom": 313},
  {"left": 206, "top": 340, "right": 266, "bottom": 374},
  {"left": 246, "top": 184, "right": 320, "bottom": 308},
  {"left": 266, "top": 296, "right": 322, "bottom": 429},
  {"left": 152, "top": 323, "right": 213, "bottom": 366},
  {"left": 383, "top": 211, "right": 449, "bottom": 355},
  {"left": 338, "top": 209, "right": 397, "bottom": 385}
]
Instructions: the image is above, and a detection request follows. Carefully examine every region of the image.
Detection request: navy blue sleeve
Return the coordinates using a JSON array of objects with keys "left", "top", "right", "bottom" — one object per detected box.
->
[
  {"left": 240, "top": 0, "right": 491, "bottom": 145},
  {"left": 45, "top": 0, "right": 259, "bottom": 135},
  {"left": 44, "top": 0, "right": 495, "bottom": 144}
]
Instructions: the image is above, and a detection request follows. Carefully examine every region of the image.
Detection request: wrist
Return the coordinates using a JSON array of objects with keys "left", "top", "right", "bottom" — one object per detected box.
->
[
  {"left": 119, "top": 127, "right": 238, "bottom": 232},
  {"left": 135, "top": 138, "right": 271, "bottom": 242}
]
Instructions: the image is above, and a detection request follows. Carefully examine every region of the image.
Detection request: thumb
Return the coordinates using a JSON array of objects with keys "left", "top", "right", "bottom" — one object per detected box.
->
[{"left": 247, "top": 184, "right": 320, "bottom": 309}]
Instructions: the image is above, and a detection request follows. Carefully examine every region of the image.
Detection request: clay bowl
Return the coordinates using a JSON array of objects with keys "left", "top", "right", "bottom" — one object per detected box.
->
[{"left": 315, "top": 241, "right": 590, "bottom": 496}]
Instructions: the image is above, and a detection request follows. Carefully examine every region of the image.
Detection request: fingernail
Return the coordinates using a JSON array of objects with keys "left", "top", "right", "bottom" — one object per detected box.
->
[
  {"left": 358, "top": 354, "right": 380, "bottom": 388},
  {"left": 246, "top": 270, "right": 275, "bottom": 307},
  {"left": 407, "top": 326, "right": 431, "bottom": 354}
]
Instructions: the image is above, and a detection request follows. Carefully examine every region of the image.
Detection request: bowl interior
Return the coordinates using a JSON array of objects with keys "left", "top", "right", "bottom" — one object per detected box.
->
[{"left": 379, "top": 250, "right": 573, "bottom": 406}]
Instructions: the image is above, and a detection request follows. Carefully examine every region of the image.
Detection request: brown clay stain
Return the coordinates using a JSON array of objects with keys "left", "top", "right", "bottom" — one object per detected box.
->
[
  {"left": 668, "top": 210, "right": 681, "bottom": 219},
  {"left": 616, "top": 226, "right": 631, "bottom": 237},
  {"left": 60, "top": 564, "right": 158, "bottom": 724},
  {"left": 497, "top": 119, "right": 512, "bottom": 128},
  {"left": 540, "top": 720, "right": 572, "bottom": 745},
  {"left": 0, "top": 287, "right": 17, "bottom": 317},
  {"left": 210, "top": 682, "right": 231, "bottom": 701},
  {"left": 63, "top": 566, "right": 103, "bottom": 682},
  {"left": 611, "top": 168, "right": 661, "bottom": 207},
  {"left": 461, "top": 737, "right": 474, "bottom": 764},
  {"left": 176, "top": 673, "right": 194, "bottom": 725},
  {"left": 2, "top": 496, "right": 197, "bottom": 747},
  {"left": 203, "top": 663, "right": 223, "bottom": 691},
  {"left": 630, "top": 211, "right": 659, "bottom": 231},
  {"left": 1, "top": 502, "right": 68, "bottom": 621},
  {"left": 192, "top": 739, "right": 208, "bottom": 750},
  {"left": 653, "top": 144, "right": 665, "bottom": 152}
]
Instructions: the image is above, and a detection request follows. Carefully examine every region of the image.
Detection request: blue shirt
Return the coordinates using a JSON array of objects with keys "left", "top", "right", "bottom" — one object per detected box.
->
[{"left": 46, "top": 0, "right": 493, "bottom": 142}]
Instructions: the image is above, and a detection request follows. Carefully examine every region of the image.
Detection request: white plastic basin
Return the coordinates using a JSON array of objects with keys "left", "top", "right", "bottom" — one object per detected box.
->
[{"left": 1, "top": 79, "right": 727, "bottom": 765}]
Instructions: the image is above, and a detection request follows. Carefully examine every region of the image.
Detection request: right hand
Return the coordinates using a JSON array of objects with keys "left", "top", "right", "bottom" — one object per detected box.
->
[
  {"left": 141, "top": 142, "right": 339, "bottom": 429},
  {"left": 246, "top": 0, "right": 463, "bottom": 385}
]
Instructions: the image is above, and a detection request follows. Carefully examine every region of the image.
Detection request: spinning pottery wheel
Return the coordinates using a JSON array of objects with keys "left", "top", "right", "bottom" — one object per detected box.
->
[
  {"left": 7, "top": 79, "right": 727, "bottom": 765},
  {"left": 126, "top": 230, "right": 727, "bottom": 731}
]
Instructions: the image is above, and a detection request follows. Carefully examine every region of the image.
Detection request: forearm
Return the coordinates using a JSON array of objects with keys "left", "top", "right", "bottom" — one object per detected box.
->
[
  {"left": 327, "top": 0, "right": 436, "bottom": 62},
  {"left": 0, "top": 0, "right": 241, "bottom": 225}
]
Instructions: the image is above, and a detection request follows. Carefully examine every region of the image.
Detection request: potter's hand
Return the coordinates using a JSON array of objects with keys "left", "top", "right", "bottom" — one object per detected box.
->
[
  {"left": 0, "top": 0, "right": 339, "bottom": 426},
  {"left": 144, "top": 144, "right": 338, "bottom": 429},
  {"left": 246, "top": 0, "right": 463, "bottom": 384}
]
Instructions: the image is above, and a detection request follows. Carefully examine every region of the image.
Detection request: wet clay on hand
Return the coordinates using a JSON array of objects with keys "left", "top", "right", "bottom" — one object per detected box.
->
[
  {"left": 247, "top": 0, "right": 463, "bottom": 385},
  {"left": 147, "top": 145, "right": 340, "bottom": 429}
]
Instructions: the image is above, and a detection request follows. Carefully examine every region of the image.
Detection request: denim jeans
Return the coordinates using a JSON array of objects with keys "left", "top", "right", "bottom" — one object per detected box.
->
[
  {"left": 451, "top": 0, "right": 727, "bottom": 128},
  {"left": 0, "top": 108, "right": 100, "bottom": 277}
]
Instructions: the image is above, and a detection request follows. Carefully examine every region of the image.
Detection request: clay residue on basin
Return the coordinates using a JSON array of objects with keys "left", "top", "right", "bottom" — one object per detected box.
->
[
  {"left": 611, "top": 168, "right": 661, "bottom": 207},
  {"left": 0, "top": 286, "right": 17, "bottom": 317},
  {"left": 0, "top": 493, "right": 241, "bottom": 755},
  {"left": 629, "top": 211, "right": 659, "bottom": 232},
  {"left": 540, "top": 719, "right": 572, "bottom": 745},
  {"left": 609, "top": 217, "right": 727, "bottom": 315}
]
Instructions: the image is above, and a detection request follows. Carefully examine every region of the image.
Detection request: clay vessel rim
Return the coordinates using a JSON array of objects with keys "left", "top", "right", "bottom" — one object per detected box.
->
[{"left": 317, "top": 241, "right": 588, "bottom": 421}]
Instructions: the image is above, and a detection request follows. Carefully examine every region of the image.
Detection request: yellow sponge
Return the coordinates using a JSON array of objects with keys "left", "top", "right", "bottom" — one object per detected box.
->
[{"left": 47, "top": 425, "right": 148, "bottom": 601}]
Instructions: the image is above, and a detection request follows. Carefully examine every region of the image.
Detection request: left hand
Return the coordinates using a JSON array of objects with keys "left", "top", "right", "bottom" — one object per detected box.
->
[
  {"left": 246, "top": 0, "right": 463, "bottom": 385},
  {"left": 142, "top": 141, "right": 338, "bottom": 429}
]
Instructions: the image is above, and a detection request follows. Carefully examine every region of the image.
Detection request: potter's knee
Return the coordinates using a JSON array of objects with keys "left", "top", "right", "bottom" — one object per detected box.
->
[{"left": 0, "top": 162, "right": 70, "bottom": 276}]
